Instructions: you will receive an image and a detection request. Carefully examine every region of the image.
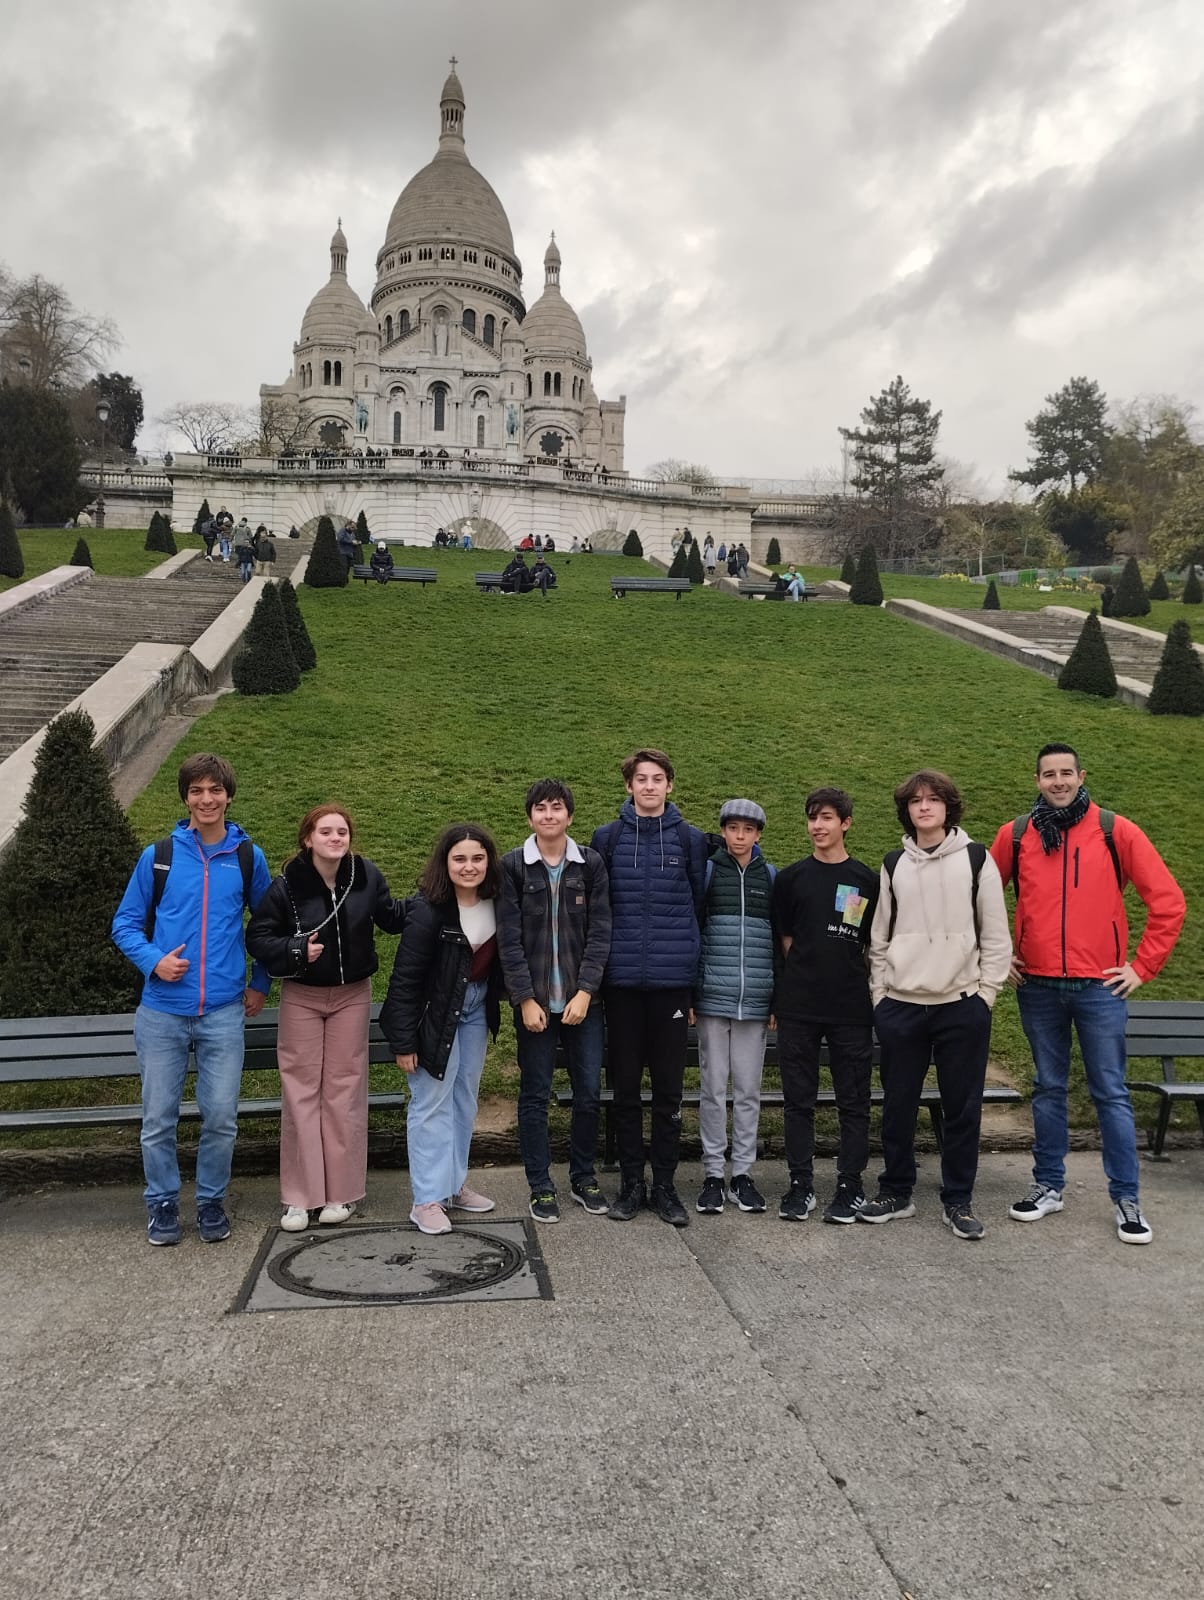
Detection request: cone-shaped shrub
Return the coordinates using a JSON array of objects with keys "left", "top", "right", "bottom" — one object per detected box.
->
[
  {"left": 685, "top": 541, "right": 706, "bottom": 584},
  {"left": 356, "top": 508, "right": 370, "bottom": 543},
  {"left": 144, "top": 511, "right": 163, "bottom": 552},
  {"left": 277, "top": 579, "right": 317, "bottom": 672},
  {"left": 1183, "top": 567, "right": 1202, "bottom": 605},
  {"left": 982, "top": 580, "right": 1000, "bottom": 610},
  {"left": 232, "top": 584, "right": 300, "bottom": 695},
  {"left": 1100, "top": 585, "right": 1114, "bottom": 617},
  {"left": 1058, "top": 611, "right": 1117, "bottom": 698},
  {"left": 145, "top": 511, "right": 177, "bottom": 556},
  {"left": 1110, "top": 555, "right": 1150, "bottom": 617},
  {"left": 0, "top": 500, "right": 25, "bottom": 579},
  {"left": 306, "top": 514, "right": 348, "bottom": 587},
  {"left": 849, "top": 544, "right": 884, "bottom": 606},
  {"left": 840, "top": 551, "right": 857, "bottom": 585},
  {"left": 1148, "top": 620, "right": 1204, "bottom": 716},
  {"left": 1148, "top": 570, "right": 1170, "bottom": 601},
  {"left": 667, "top": 544, "right": 689, "bottom": 578},
  {"left": 622, "top": 529, "right": 643, "bottom": 558},
  {"left": 192, "top": 497, "right": 212, "bottom": 536},
  {"left": 0, "top": 710, "right": 141, "bottom": 1015},
  {"left": 70, "top": 536, "right": 93, "bottom": 568},
  {"left": 765, "top": 537, "right": 781, "bottom": 566}
]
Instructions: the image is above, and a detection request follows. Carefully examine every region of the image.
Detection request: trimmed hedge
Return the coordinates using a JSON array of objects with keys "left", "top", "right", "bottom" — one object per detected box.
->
[
  {"left": 277, "top": 579, "right": 317, "bottom": 672},
  {"left": 306, "top": 515, "right": 348, "bottom": 587},
  {"left": 849, "top": 544, "right": 884, "bottom": 606},
  {"left": 1058, "top": 610, "right": 1117, "bottom": 698},
  {"left": 232, "top": 584, "right": 301, "bottom": 695},
  {"left": 982, "top": 580, "right": 1000, "bottom": 610},
  {"left": 70, "top": 536, "right": 93, "bottom": 568},
  {"left": 622, "top": 529, "right": 643, "bottom": 558},
  {"left": 1110, "top": 555, "right": 1149, "bottom": 618},
  {"left": 0, "top": 500, "right": 25, "bottom": 579},
  {"left": 765, "top": 537, "right": 781, "bottom": 566},
  {"left": 1148, "top": 620, "right": 1204, "bottom": 716}
]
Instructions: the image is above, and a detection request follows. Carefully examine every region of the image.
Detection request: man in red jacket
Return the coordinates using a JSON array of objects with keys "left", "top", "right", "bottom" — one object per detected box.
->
[{"left": 989, "top": 743, "right": 1185, "bottom": 1246}]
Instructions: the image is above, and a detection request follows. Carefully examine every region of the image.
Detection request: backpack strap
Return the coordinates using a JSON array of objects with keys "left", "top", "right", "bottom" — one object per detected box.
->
[
  {"left": 1012, "top": 810, "right": 1122, "bottom": 893},
  {"left": 1010, "top": 814, "right": 1028, "bottom": 892},
  {"left": 144, "top": 834, "right": 256, "bottom": 941},
  {"left": 885, "top": 844, "right": 985, "bottom": 940},
  {"left": 236, "top": 838, "right": 255, "bottom": 907},
  {"left": 883, "top": 849, "right": 903, "bottom": 940}
]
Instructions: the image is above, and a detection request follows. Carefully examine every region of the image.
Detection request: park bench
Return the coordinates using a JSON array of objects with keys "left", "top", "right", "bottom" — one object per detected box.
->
[
  {"left": 351, "top": 565, "right": 438, "bottom": 587},
  {"left": 739, "top": 581, "right": 812, "bottom": 601},
  {"left": 1124, "top": 999, "right": 1204, "bottom": 1158},
  {"left": 610, "top": 577, "right": 692, "bottom": 600},
  {"left": 474, "top": 572, "right": 506, "bottom": 593},
  {"left": 557, "top": 1026, "right": 1023, "bottom": 1166},
  {"left": 0, "top": 1006, "right": 405, "bottom": 1133}
]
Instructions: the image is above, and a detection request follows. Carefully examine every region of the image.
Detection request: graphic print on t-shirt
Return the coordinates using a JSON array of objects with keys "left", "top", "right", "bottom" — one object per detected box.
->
[{"left": 835, "top": 883, "right": 868, "bottom": 929}]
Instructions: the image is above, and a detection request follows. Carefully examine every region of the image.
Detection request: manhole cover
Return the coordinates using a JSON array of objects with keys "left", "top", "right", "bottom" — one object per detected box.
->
[{"left": 231, "top": 1220, "right": 551, "bottom": 1313}]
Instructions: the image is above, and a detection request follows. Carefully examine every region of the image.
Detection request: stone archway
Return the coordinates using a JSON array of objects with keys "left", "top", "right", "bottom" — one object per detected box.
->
[{"left": 445, "top": 514, "right": 509, "bottom": 550}]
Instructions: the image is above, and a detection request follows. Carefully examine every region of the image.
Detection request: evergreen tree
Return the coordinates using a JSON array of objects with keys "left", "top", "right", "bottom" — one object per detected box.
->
[
  {"left": 1183, "top": 566, "right": 1202, "bottom": 605},
  {"left": 70, "top": 536, "right": 93, "bottom": 568},
  {"left": 145, "top": 511, "right": 163, "bottom": 552},
  {"left": 144, "top": 510, "right": 177, "bottom": 556},
  {"left": 765, "top": 537, "right": 781, "bottom": 566},
  {"left": 622, "top": 529, "right": 643, "bottom": 558},
  {"left": 306, "top": 514, "right": 348, "bottom": 587},
  {"left": 685, "top": 541, "right": 705, "bottom": 584},
  {"left": 231, "top": 584, "right": 300, "bottom": 695},
  {"left": 0, "top": 710, "right": 142, "bottom": 1016},
  {"left": 838, "top": 375, "right": 944, "bottom": 558},
  {"left": 982, "top": 580, "right": 1000, "bottom": 610},
  {"left": 192, "top": 497, "right": 212, "bottom": 536},
  {"left": 0, "top": 384, "right": 90, "bottom": 524},
  {"left": 667, "top": 544, "right": 689, "bottom": 578},
  {"left": 1111, "top": 555, "right": 1150, "bottom": 618},
  {"left": 0, "top": 500, "right": 24, "bottom": 580},
  {"left": 356, "top": 508, "right": 371, "bottom": 544},
  {"left": 277, "top": 579, "right": 317, "bottom": 671},
  {"left": 1010, "top": 376, "right": 1111, "bottom": 492},
  {"left": 1058, "top": 611, "right": 1117, "bottom": 698},
  {"left": 1148, "top": 570, "right": 1170, "bottom": 601},
  {"left": 1100, "top": 585, "right": 1115, "bottom": 618},
  {"left": 840, "top": 551, "right": 857, "bottom": 585},
  {"left": 849, "top": 544, "right": 884, "bottom": 606},
  {"left": 1148, "top": 620, "right": 1204, "bottom": 716}
]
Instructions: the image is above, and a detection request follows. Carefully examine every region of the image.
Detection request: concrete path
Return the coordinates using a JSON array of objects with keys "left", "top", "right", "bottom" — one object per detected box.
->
[{"left": 3, "top": 1150, "right": 1201, "bottom": 1600}]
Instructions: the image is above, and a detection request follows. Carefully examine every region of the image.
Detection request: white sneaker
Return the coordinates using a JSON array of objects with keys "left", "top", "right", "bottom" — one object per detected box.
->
[
  {"left": 280, "top": 1206, "right": 310, "bottom": 1232},
  {"left": 1115, "top": 1198, "right": 1152, "bottom": 1245},
  {"left": 410, "top": 1202, "right": 451, "bottom": 1235},
  {"left": 1008, "top": 1183, "right": 1064, "bottom": 1222},
  {"left": 447, "top": 1185, "right": 495, "bottom": 1213},
  {"left": 318, "top": 1202, "right": 356, "bottom": 1226}
]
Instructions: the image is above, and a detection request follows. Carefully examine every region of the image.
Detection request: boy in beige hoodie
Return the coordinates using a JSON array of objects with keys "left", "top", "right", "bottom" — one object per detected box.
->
[{"left": 858, "top": 770, "right": 1012, "bottom": 1239}]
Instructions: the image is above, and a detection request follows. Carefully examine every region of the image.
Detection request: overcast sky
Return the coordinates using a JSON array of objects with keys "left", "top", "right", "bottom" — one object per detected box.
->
[{"left": 4, "top": 0, "right": 1203, "bottom": 490}]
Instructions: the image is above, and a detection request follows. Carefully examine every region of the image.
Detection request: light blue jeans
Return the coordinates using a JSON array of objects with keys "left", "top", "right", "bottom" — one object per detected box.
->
[
  {"left": 1018, "top": 980, "right": 1140, "bottom": 1202},
  {"left": 135, "top": 999, "right": 246, "bottom": 1207},
  {"left": 406, "top": 981, "right": 488, "bottom": 1205}
]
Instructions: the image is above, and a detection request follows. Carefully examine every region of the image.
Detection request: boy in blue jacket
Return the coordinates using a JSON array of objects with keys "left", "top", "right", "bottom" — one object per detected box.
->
[{"left": 112, "top": 753, "right": 271, "bottom": 1246}]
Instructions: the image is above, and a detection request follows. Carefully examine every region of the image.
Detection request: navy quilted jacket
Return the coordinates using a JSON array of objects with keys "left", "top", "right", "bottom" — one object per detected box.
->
[{"left": 590, "top": 800, "right": 708, "bottom": 989}]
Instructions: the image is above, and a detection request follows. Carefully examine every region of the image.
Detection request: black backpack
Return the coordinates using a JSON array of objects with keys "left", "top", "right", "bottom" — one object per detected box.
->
[
  {"left": 144, "top": 835, "right": 255, "bottom": 940},
  {"left": 1009, "top": 811, "right": 1121, "bottom": 893},
  {"left": 882, "top": 841, "right": 987, "bottom": 941}
]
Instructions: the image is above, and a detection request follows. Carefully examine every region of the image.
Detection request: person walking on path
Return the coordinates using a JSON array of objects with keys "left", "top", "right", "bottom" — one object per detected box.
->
[
  {"left": 234, "top": 520, "right": 255, "bottom": 583},
  {"left": 859, "top": 770, "right": 1011, "bottom": 1241},
  {"left": 988, "top": 742, "right": 1185, "bottom": 1246},
  {"left": 246, "top": 805, "right": 407, "bottom": 1232},
  {"left": 693, "top": 799, "right": 776, "bottom": 1217},
  {"left": 254, "top": 530, "right": 277, "bottom": 578},
  {"left": 498, "top": 779, "right": 612, "bottom": 1224},
  {"left": 771, "top": 788, "right": 879, "bottom": 1224},
  {"left": 111, "top": 753, "right": 272, "bottom": 1246}
]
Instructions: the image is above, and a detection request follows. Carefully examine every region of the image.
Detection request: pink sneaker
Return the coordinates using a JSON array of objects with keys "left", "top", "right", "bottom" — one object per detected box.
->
[
  {"left": 409, "top": 1202, "right": 451, "bottom": 1235},
  {"left": 447, "top": 1185, "right": 495, "bottom": 1213}
]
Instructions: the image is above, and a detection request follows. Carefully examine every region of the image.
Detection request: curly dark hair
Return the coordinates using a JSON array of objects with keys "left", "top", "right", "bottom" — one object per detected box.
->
[
  {"left": 417, "top": 823, "right": 503, "bottom": 903},
  {"left": 893, "top": 770, "right": 963, "bottom": 837}
]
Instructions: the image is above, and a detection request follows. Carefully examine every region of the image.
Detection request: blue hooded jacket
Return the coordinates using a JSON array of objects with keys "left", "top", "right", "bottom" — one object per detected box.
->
[
  {"left": 112, "top": 819, "right": 272, "bottom": 1016},
  {"left": 590, "top": 799, "right": 707, "bottom": 989}
]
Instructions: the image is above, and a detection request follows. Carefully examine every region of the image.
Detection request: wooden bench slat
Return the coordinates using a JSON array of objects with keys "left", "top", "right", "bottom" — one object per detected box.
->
[{"left": 1125, "top": 999, "right": 1204, "bottom": 1157}]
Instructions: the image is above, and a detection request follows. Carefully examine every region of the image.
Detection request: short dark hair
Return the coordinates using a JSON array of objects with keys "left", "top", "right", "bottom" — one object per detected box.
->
[
  {"left": 178, "top": 752, "right": 237, "bottom": 802},
  {"left": 893, "top": 770, "right": 963, "bottom": 837},
  {"left": 621, "top": 747, "right": 674, "bottom": 784},
  {"left": 525, "top": 778, "right": 575, "bottom": 818},
  {"left": 418, "top": 823, "right": 503, "bottom": 904},
  {"left": 805, "top": 787, "right": 852, "bottom": 822},
  {"left": 1036, "top": 742, "right": 1082, "bottom": 773}
]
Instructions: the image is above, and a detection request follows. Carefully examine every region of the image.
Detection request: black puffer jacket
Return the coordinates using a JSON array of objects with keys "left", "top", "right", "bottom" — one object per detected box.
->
[
  {"left": 246, "top": 853, "right": 407, "bottom": 986},
  {"left": 379, "top": 895, "right": 503, "bottom": 1079}
]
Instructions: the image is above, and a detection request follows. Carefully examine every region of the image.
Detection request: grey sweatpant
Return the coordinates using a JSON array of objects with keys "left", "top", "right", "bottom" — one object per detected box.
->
[{"left": 696, "top": 1014, "right": 768, "bottom": 1177}]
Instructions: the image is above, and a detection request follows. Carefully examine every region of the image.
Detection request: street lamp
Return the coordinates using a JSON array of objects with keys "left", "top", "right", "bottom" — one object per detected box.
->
[{"left": 95, "top": 399, "right": 110, "bottom": 528}]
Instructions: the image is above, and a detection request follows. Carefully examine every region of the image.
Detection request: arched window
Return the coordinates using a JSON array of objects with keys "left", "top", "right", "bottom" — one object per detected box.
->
[
  {"left": 323, "top": 360, "right": 332, "bottom": 385},
  {"left": 526, "top": 374, "right": 532, "bottom": 398},
  {"left": 393, "top": 411, "right": 401, "bottom": 444},
  {"left": 432, "top": 384, "right": 447, "bottom": 431},
  {"left": 477, "top": 414, "right": 485, "bottom": 448},
  {"left": 385, "top": 315, "right": 393, "bottom": 342},
  {"left": 483, "top": 314, "right": 495, "bottom": 347},
  {"left": 333, "top": 361, "right": 342, "bottom": 386},
  {"left": 462, "top": 308, "right": 476, "bottom": 336},
  {"left": 553, "top": 372, "right": 561, "bottom": 397},
  {"left": 399, "top": 309, "right": 411, "bottom": 336},
  {"left": 543, "top": 371, "right": 551, "bottom": 396}
]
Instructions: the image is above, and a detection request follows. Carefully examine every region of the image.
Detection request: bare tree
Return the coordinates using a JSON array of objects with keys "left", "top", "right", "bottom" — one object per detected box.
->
[
  {"left": 156, "top": 401, "right": 245, "bottom": 453},
  {"left": 645, "top": 457, "right": 716, "bottom": 486},
  {"left": 257, "top": 393, "right": 315, "bottom": 454},
  {"left": 0, "top": 270, "right": 119, "bottom": 389}
]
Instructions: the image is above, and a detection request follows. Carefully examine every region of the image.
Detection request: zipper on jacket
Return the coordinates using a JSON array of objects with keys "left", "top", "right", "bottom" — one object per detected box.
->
[
  {"left": 1073, "top": 848, "right": 1079, "bottom": 890},
  {"left": 1112, "top": 922, "right": 1121, "bottom": 966},
  {"left": 737, "top": 866, "right": 747, "bottom": 1020},
  {"left": 1059, "top": 846, "right": 1068, "bottom": 976}
]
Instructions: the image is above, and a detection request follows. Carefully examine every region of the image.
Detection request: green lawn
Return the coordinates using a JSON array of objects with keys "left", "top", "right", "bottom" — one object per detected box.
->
[{"left": 0, "top": 527, "right": 169, "bottom": 591}]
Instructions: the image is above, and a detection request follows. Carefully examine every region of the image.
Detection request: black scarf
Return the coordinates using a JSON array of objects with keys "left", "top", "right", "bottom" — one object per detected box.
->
[{"left": 1030, "top": 785, "right": 1091, "bottom": 854}]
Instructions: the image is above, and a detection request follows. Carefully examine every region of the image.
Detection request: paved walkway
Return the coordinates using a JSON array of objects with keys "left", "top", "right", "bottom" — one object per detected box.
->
[{"left": 3, "top": 1149, "right": 1200, "bottom": 1600}]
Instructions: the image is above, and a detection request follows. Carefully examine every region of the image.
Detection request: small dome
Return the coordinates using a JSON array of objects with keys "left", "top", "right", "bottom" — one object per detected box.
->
[
  {"left": 300, "top": 276, "right": 368, "bottom": 345},
  {"left": 358, "top": 308, "right": 378, "bottom": 335},
  {"left": 331, "top": 221, "right": 348, "bottom": 253},
  {"left": 523, "top": 236, "right": 586, "bottom": 357},
  {"left": 544, "top": 233, "right": 561, "bottom": 268}
]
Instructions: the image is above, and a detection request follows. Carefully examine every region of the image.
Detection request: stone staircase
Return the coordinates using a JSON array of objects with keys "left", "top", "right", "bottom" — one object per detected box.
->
[
  {"left": 0, "top": 541, "right": 310, "bottom": 761},
  {"left": 943, "top": 608, "right": 1168, "bottom": 683}
]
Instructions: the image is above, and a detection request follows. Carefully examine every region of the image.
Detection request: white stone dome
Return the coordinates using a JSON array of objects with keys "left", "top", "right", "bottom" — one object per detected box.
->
[
  {"left": 522, "top": 235, "right": 587, "bottom": 357},
  {"left": 300, "top": 222, "right": 367, "bottom": 344}
]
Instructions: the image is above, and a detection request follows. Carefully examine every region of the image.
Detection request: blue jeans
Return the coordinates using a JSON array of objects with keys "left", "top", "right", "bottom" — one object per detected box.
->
[
  {"left": 1018, "top": 980, "right": 1139, "bottom": 1202},
  {"left": 515, "top": 1002, "right": 604, "bottom": 1191},
  {"left": 406, "top": 981, "right": 488, "bottom": 1205},
  {"left": 135, "top": 999, "right": 246, "bottom": 1207}
]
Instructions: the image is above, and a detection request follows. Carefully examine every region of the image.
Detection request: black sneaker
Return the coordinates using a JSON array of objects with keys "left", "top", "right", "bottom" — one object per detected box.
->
[
  {"left": 649, "top": 1184, "right": 689, "bottom": 1228},
  {"left": 609, "top": 1178, "right": 647, "bottom": 1222},
  {"left": 147, "top": 1198, "right": 182, "bottom": 1247},
  {"left": 196, "top": 1200, "right": 231, "bottom": 1243},
  {"left": 570, "top": 1179, "right": 609, "bottom": 1215},
  {"left": 728, "top": 1173, "right": 767, "bottom": 1213},
  {"left": 943, "top": 1202, "right": 985, "bottom": 1240},
  {"left": 1115, "top": 1198, "right": 1152, "bottom": 1245},
  {"left": 696, "top": 1175, "right": 726, "bottom": 1214},
  {"left": 856, "top": 1193, "right": 916, "bottom": 1224},
  {"left": 778, "top": 1181, "right": 816, "bottom": 1222},
  {"left": 529, "top": 1191, "right": 561, "bottom": 1224},
  {"left": 822, "top": 1184, "right": 866, "bottom": 1225}
]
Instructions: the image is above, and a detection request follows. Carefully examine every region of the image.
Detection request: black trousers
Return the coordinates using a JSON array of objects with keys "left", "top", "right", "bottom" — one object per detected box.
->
[
  {"left": 603, "top": 986, "right": 690, "bottom": 1184},
  {"left": 777, "top": 1017, "right": 873, "bottom": 1189},
  {"left": 873, "top": 994, "right": 992, "bottom": 1207}
]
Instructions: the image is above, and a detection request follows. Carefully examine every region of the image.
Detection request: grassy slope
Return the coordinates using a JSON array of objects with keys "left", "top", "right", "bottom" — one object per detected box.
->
[{"left": 0, "top": 527, "right": 169, "bottom": 590}]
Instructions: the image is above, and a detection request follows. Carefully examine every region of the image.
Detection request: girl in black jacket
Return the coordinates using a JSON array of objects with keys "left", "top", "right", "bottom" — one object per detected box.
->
[
  {"left": 380, "top": 823, "right": 504, "bottom": 1235},
  {"left": 246, "top": 805, "right": 406, "bottom": 1232}
]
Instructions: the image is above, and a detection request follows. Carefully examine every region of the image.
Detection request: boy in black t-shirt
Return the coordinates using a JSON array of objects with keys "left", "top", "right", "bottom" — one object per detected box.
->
[{"left": 771, "top": 788, "right": 878, "bottom": 1223}]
